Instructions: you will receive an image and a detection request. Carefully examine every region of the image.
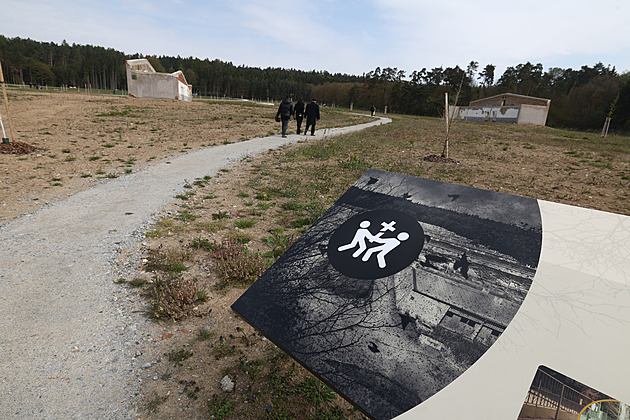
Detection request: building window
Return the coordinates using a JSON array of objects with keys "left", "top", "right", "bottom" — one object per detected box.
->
[{"left": 132, "top": 74, "right": 137, "bottom": 80}]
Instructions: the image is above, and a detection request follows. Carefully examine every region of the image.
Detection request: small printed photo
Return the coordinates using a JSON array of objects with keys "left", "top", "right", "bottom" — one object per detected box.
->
[{"left": 518, "top": 365, "right": 629, "bottom": 420}]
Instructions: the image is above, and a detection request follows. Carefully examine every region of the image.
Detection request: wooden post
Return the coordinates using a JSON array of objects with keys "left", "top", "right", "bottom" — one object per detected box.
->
[
  {"left": 601, "top": 117, "right": 611, "bottom": 138},
  {"left": 0, "top": 59, "right": 17, "bottom": 143},
  {"left": 445, "top": 92, "right": 450, "bottom": 131}
]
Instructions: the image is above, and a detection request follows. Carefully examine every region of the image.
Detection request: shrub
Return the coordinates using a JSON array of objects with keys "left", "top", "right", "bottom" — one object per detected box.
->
[
  {"left": 210, "top": 239, "right": 270, "bottom": 286},
  {"left": 234, "top": 218, "right": 256, "bottom": 228},
  {"left": 145, "top": 275, "right": 200, "bottom": 320},
  {"left": 262, "top": 229, "right": 297, "bottom": 259},
  {"left": 166, "top": 348, "right": 193, "bottom": 365},
  {"left": 144, "top": 246, "right": 189, "bottom": 275},
  {"left": 190, "top": 237, "right": 214, "bottom": 251}
]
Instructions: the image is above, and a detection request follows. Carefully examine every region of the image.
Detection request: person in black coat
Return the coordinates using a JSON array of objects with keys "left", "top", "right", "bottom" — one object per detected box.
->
[
  {"left": 294, "top": 98, "right": 305, "bottom": 134},
  {"left": 275, "top": 96, "right": 294, "bottom": 137},
  {"left": 304, "top": 98, "right": 320, "bottom": 136}
]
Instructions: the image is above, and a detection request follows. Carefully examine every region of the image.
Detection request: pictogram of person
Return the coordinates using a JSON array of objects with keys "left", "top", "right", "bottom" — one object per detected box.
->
[
  {"left": 361, "top": 232, "right": 410, "bottom": 268},
  {"left": 337, "top": 220, "right": 379, "bottom": 258}
]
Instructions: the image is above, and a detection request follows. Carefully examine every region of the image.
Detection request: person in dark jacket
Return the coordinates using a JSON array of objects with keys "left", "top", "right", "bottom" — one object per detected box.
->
[
  {"left": 304, "top": 98, "right": 320, "bottom": 136},
  {"left": 275, "top": 96, "right": 294, "bottom": 138},
  {"left": 294, "top": 98, "right": 305, "bottom": 134}
]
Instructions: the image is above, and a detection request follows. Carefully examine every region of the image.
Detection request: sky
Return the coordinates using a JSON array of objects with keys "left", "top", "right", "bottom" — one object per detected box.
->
[{"left": 1, "top": 0, "right": 630, "bottom": 81}]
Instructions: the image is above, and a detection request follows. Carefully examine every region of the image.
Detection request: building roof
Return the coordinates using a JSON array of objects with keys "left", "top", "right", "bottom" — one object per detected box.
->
[
  {"left": 470, "top": 92, "right": 550, "bottom": 106},
  {"left": 126, "top": 59, "right": 190, "bottom": 86},
  {"left": 126, "top": 59, "right": 156, "bottom": 74}
]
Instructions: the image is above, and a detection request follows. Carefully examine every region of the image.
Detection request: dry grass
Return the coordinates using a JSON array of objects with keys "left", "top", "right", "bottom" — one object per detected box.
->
[
  {"left": 133, "top": 114, "right": 628, "bottom": 419},
  {"left": 5, "top": 90, "right": 628, "bottom": 418}
]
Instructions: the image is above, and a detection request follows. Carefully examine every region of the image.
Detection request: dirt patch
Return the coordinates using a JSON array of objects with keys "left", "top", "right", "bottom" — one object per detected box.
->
[
  {"left": 1, "top": 90, "right": 361, "bottom": 226},
  {"left": 1, "top": 91, "right": 271, "bottom": 223},
  {"left": 422, "top": 154, "right": 459, "bottom": 163},
  {"left": 0, "top": 141, "right": 37, "bottom": 154}
]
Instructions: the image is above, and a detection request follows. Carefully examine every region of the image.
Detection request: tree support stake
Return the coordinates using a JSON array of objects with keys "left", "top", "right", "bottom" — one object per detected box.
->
[{"left": 0, "top": 58, "right": 17, "bottom": 143}]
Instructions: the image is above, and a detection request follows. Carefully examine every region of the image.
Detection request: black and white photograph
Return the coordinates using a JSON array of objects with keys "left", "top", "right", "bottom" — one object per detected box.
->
[{"left": 232, "top": 169, "right": 543, "bottom": 419}]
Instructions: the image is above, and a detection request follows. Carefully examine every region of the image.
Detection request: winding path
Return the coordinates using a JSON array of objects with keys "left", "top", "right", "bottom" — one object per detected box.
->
[{"left": 0, "top": 116, "right": 390, "bottom": 418}]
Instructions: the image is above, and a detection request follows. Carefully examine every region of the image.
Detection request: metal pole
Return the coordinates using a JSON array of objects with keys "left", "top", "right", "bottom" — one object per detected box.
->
[
  {"left": 535, "top": 376, "right": 542, "bottom": 407},
  {"left": 554, "top": 383, "right": 565, "bottom": 420},
  {"left": 0, "top": 59, "right": 17, "bottom": 143},
  {"left": 443, "top": 92, "right": 450, "bottom": 158},
  {"left": 0, "top": 112, "right": 8, "bottom": 143}
]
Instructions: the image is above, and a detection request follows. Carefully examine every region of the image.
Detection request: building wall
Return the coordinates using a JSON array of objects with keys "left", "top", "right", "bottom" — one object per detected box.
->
[
  {"left": 177, "top": 80, "right": 193, "bottom": 102},
  {"left": 453, "top": 104, "right": 548, "bottom": 125},
  {"left": 518, "top": 104, "right": 549, "bottom": 125},
  {"left": 455, "top": 106, "right": 520, "bottom": 123},
  {"left": 129, "top": 72, "right": 179, "bottom": 100},
  {"left": 126, "top": 60, "right": 192, "bottom": 101},
  {"left": 392, "top": 219, "right": 533, "bottom": 348},
  {"left": 461, "top": 93, "right": 551, "bottom": 126},
  {"left": 393, "top": 267, "right": 451, "bottom": 328}
]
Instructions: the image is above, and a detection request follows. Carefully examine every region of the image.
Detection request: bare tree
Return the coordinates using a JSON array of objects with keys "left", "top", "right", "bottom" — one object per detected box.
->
[
  {"left": 601, "top": 92, "right": 619, "bottom": 138},
  {"left": 441, "top": 75, "right": 465, "bottom": 158}
]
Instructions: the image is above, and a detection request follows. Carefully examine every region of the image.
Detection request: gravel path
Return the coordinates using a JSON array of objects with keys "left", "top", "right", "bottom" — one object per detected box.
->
[{"left": 0, "top": 116, "right": 390, "bottom": 419}]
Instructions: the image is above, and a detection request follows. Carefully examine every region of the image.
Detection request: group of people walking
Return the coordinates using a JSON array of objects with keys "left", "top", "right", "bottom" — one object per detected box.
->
[{"left": 275, "top": 97, "right": 320, "bottom": 137}]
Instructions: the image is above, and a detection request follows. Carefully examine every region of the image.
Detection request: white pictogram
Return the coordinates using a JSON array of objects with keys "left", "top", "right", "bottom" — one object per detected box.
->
[
  {"left": 337, "top": 220, "right": 379, "bottom": 258},
  {"left": 337, "top": 220, "right": 409, "bottom": 268}
]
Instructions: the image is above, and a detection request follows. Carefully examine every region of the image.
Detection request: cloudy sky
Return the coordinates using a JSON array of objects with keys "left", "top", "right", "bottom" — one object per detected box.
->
[{"left": 1, "top": 0, "right": 629, "bottom": 80}]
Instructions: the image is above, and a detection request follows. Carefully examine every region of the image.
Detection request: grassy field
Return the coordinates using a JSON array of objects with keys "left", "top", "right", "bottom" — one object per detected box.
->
[
  {"left": 7, "top": 89, "right": 627, "bottom": 417},
  {"left": 131, "top": 113, "right": 628, "bottom": 419}
]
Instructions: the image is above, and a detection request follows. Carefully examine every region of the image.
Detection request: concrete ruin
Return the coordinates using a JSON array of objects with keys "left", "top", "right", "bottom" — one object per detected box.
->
[
  {"left": 453, "top": 92, "right": 551, "bottom": 126},
  {"left": 125, "top": 59, "right": 192, "bottom": 101},
  {"left": 393, "top": 221, "right": 535, "bottom": 348}
]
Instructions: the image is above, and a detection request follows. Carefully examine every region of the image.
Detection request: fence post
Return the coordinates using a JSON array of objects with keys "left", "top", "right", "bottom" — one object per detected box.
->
[{"left": 554, "top": 383, "right": 566, "bottom": 420}]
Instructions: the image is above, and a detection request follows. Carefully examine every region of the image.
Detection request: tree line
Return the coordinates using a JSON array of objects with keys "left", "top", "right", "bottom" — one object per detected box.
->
[
  {"left": 1, "top": 35, "right": 630, "bottom": 132},
  {"left": 332, "top": 61, "right": 629, "bottom": 131}
]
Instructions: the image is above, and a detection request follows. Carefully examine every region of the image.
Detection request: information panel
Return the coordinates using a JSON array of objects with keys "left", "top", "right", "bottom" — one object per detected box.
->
[{"left": 232, "top": 169, "right": 630, "bottom": 420}]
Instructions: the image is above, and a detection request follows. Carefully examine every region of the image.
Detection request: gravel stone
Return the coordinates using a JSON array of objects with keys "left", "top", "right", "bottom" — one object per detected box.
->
[{"left": 220, "top": 375, "right": 234, "bottom": 392}]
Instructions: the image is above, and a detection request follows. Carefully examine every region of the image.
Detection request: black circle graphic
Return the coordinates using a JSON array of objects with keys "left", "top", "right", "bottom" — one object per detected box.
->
[{"left": 327, "top": 210, "right": 425, "bottom": 279}]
